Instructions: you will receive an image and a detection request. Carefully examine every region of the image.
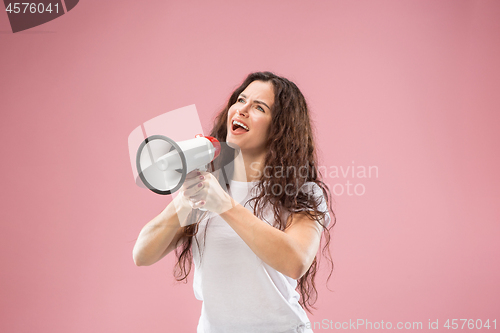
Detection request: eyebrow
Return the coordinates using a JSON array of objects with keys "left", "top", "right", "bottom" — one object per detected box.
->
[{"left": 239, "top": 94, "right": 271, "bottom": 111}]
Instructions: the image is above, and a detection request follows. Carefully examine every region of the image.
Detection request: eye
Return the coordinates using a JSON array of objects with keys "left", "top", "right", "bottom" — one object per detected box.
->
[
  {"left": 237, "top": 97, "right": 245, "bottom": 103},
  {"left": 256, "top": 105, "right": 265, "bottom": 112}
]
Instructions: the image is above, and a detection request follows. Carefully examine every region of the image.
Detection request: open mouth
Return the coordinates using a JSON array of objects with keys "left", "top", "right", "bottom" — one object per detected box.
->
[{"left": 232, "top": 120, "right": 249, "bottom": 133}]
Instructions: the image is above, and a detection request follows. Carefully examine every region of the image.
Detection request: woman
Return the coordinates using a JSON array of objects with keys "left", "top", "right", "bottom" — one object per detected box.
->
[{"left": 133, "top": 72, "right": 335, "bottom": 333}]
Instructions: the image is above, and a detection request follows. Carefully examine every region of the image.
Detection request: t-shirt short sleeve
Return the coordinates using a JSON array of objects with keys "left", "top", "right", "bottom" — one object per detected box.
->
[{"left": 299, "top": 182, "right": 332, "bottom": 228}]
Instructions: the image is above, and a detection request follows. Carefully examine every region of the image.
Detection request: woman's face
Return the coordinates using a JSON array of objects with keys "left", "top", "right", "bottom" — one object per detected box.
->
[{"left": 226, "top": 80, "right": 274, "bottom": 156}]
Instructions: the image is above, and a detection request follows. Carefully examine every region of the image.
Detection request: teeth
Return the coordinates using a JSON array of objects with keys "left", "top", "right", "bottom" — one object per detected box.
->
[{"left": 232, "top": 120, "right": 249, "bottom": 131}]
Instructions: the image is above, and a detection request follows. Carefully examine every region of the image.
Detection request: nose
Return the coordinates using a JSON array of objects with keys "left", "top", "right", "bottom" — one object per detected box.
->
[{"left": 236, "top": 107, "right": 249, "bottom": 118}]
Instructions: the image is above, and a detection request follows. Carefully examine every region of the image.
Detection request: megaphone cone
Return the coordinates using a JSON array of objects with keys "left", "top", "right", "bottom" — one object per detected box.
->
[{"left": 136, "top": 135, "right": 221, "bottom": 195}]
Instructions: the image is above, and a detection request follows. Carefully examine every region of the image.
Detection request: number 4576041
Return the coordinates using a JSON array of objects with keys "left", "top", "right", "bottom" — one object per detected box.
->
[
  {"left": 443, "top": 319, "right": 496, "bottom": 330},
  {"left": 5, "top": 3, "right": 60, "bottom": 14}
]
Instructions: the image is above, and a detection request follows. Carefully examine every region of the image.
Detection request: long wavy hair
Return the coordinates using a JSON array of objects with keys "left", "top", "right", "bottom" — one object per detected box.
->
[{"left": 173, "top": 71, "right": 335, "bottom": 313}]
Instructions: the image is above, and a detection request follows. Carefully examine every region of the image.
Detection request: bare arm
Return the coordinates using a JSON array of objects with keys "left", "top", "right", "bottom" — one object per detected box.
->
[
  {"left": 132, "top": 171, "right": 205, "bottom": 266},
  {"left": 187, "top": 172, "right": 325, "bottom": 280},
  {"left": 220, "top": 202, "right": 323, "bottom": 280},
  {"left": 132, "top": 196, "right": 191, "bottom": 266}
]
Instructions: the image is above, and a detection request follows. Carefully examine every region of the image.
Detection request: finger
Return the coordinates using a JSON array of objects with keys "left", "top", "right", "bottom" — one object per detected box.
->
[
  {"left": 185, "top": 170, "right": 202, "bottom": 180},
  {"left": 192, "top": 200, "right": 206, "bottom": 209},
  {"left": 187, "top": 193, "right": 205, "bottom": 208},
  {"left": 188, "top": 191, "right": 206, "bottom": 202},
  {"left": 183, "top": 182, "right": 204, "bottom": 197},
  {"left": 182, "top": 174, "right": 206, "bottom": 189}
]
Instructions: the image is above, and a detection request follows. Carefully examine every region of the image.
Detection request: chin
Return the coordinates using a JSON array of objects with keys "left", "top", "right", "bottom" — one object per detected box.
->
[{"left": 224, "top": 135, "right": 238, "bottom": 147}]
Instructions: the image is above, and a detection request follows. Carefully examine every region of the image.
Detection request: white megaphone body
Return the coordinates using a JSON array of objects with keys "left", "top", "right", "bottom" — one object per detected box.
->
[{"left": 136, "top": 134, "right": 221, "bottom": 195}]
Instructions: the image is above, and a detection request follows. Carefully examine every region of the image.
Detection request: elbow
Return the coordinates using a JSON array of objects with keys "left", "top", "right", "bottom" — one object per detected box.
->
[
  {"left": 289, "top": 267, "right": 307, "bottom": 280},
  {"left": 133, "top": 257, "right": 144, "bottom": 267},
  {"left": 133, "top": 254, "right": 143, "bottom": 266},
  {"left": 134, "top": 256, "right": 151, "bottom": 267},
  {"left": 287, "top": 259, "right": 310, "bottom": 280},
  {"left": 133, "top": 249, "right": 150, "bottom": 267}
]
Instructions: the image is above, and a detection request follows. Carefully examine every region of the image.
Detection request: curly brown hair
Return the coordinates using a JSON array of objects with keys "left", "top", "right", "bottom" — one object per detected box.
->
[{"left": 173, "top": 71, "right": 335, "bottom": 313}]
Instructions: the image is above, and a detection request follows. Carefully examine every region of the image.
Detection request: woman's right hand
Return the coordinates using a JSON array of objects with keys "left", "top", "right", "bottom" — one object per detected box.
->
[{"left": 172, "top": 170, "right": 207, "bottom": 225}]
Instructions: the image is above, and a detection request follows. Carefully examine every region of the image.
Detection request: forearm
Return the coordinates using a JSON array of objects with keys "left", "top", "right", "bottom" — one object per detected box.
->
[
  {"left": 220, "top": 203, "right": 310, "bottom": 279},
  {"left": 133, "top": 197, "right": 191, "bottom": 266}
]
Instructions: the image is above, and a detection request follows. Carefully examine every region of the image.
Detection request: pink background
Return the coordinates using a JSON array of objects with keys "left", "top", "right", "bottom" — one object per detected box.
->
[{"left": 1, "top": 1, "right": 499, "bottom": 332}]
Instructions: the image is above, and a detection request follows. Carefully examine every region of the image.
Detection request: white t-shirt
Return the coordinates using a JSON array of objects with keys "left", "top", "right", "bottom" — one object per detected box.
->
[{"left": 192, "top": 180, "right": 331, "bottom": 333}]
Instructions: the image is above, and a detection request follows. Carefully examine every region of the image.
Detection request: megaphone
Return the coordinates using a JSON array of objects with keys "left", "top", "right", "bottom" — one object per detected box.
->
[{"left": 136, "top": 134, "right": 221, "bottom": 195}]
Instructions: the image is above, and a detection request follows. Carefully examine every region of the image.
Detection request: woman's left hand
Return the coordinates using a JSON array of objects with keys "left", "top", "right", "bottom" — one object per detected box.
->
[{"left": 184, "top": 171, "right": 235, "bottom": 215}]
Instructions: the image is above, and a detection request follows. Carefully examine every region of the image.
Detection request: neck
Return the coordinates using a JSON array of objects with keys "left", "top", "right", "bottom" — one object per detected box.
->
[{"left": 232, "top": 149, "right": 267, "bottom": 182}]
